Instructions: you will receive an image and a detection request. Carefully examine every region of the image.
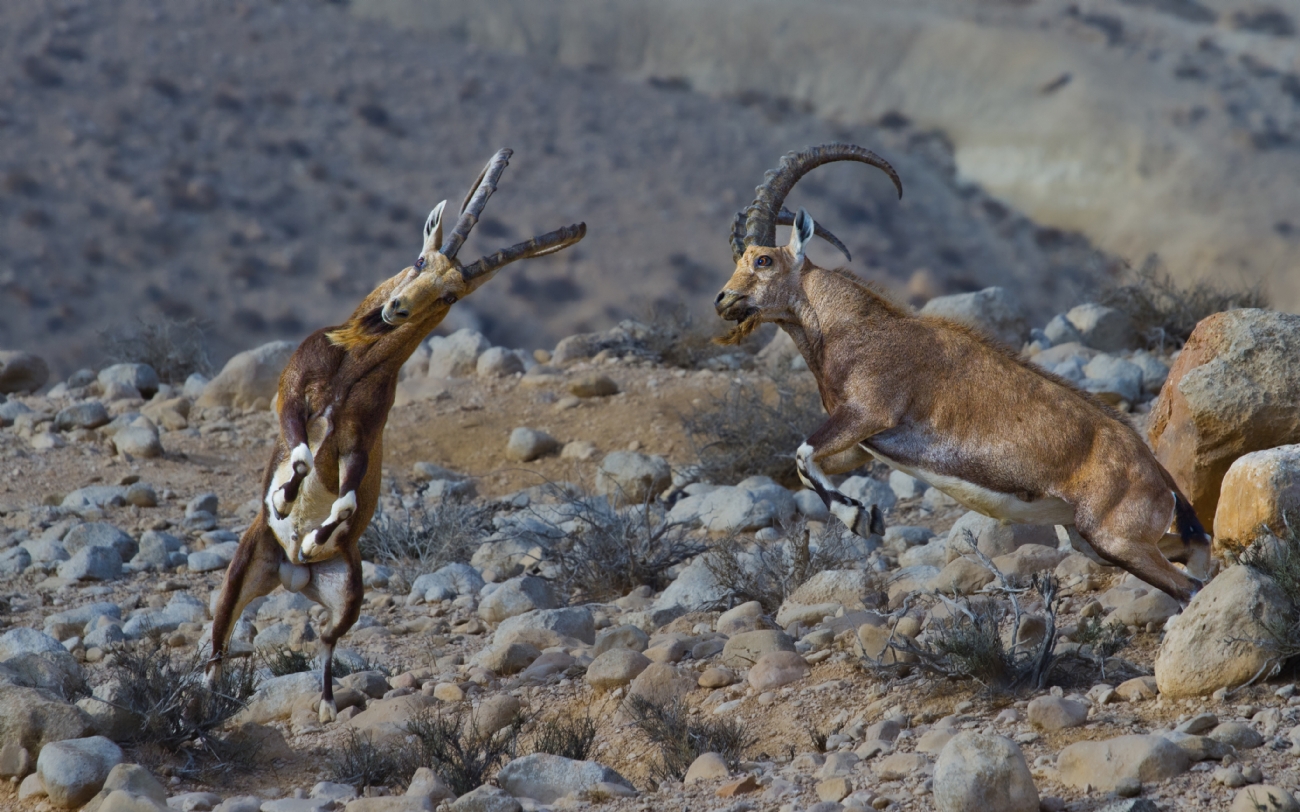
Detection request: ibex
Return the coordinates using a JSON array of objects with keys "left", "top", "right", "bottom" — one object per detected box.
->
[
  {"left": 206, "top": 149, "right": 585, "bottom": 721},
  {"left": 714, "top": 144, "right": 1210, "bottom": 603}
]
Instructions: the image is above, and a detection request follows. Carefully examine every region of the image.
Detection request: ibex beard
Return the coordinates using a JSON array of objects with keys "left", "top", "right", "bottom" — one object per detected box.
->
[
  {"left": 204, "top": 149, "right": 585, "bottom": 723},
  {"left": 714, "top": 144, "right": 1211, "bottom": 604}
]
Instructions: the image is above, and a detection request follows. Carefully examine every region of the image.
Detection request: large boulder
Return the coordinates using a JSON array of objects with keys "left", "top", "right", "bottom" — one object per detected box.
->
[
  {"left": 1148, "top": 310, "right": 1300, "bottom": 526},
  {"left": 496, "top": 754, "right": 633, "bottom": 803},
  {"left": 1214, "top": 445, "right": 1300, "bottom": 556},
  {"left": 0, "top": 684, "right": 96, "bottom": 753},
  {"left": 920, "top": 287, "right": 1029, "bottom": 348},
  {"left": 36, "top": 736, "right": 123, "bottom": 808},
  {"left": 0, "top": 351, "right": 49, "bottom": 393},
  {"left": 493, "top": 608, "right": 595, "bottom": 646},
  {"left": 1056, "top": 734, "right": 1190, "bottom": 791},
  {"left": 196, "top": 341, "right": 295, "bottom": 410},
  {"left": 478, "top": 576, "right": 557, "bottom": 623},
  {"left": 932, "top": 732, "right": 1037, "bottom": 812},
  {"left": 426, "top": 329, "right": 491, "bottom": 378},
  {"left": 98, "top": 364, "right": 159, "bottom": 400},
  {"left": 945, "top": 512, "right": 1057, "bottom": 563},
  {"left": 1065, "top": 303, "right": 1137, "bottom": 352},
  {"left": 1155, "top": 564, "right": 1295, "bottom": 697}
]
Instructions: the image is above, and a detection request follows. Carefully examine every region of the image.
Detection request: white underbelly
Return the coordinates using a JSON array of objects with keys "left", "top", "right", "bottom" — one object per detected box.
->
[{"left": 863, "top": 446, "right": 1076, "bottom": 526}]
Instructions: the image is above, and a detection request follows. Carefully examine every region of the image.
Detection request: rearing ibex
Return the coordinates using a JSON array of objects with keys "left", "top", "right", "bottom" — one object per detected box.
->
[
  {"left": 206, "top": 149, "right": 585, "bottom": 721},
  {"left": 714, "top": 144, "right": 1210, "bottom": 603}
]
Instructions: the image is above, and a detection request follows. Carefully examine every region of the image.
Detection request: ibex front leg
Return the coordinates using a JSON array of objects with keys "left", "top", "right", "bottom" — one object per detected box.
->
[{"left": 796, "top": 406, "right": 887, "bottom": 539}]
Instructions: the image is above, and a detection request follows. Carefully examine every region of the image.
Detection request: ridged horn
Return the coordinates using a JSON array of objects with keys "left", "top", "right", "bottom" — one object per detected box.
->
[
  {"left": 729, "top": 207, "right": 853, "bottom": 263},
  {"left": 440, "top": 148, "right": 513, "bottom": 260},
  {"left": 460, "top": 222, "right": 587, "bottom": 282},
  {"left": 741, "top": 143, "right": 902, "bottom": 250}
]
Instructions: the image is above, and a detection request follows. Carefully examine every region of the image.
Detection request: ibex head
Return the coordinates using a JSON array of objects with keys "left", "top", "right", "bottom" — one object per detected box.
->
[
  {"left": 381, "top": 149, "right": 586, "bottom": 328},
  {"left": 714, "top": 144, "right": 902, "bottom": 343}
]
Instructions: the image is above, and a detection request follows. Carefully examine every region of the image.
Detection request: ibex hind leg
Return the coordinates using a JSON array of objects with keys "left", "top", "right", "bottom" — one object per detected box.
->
[
  {"left": 301, "top": 554, "right": 363, "bottom": 724},
  {"left": 206, "top": 516, "right": 282, "bottom": 687},
  {"left": 796, "top": 442, "right": 885, "bottom": 538}
]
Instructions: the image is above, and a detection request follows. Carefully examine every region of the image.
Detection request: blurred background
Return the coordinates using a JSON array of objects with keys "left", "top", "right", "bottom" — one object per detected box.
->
[{"left": 2, "top": 0, "right": 1297, "bottom": 376}]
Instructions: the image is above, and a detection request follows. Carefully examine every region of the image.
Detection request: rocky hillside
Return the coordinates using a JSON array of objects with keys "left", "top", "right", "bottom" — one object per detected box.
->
[
  {"left": 0, "top": 0, "right": 1117, "bottom": 377},
  {"left": 1, "top": 289, "right": 1299, "bottom": 811}
]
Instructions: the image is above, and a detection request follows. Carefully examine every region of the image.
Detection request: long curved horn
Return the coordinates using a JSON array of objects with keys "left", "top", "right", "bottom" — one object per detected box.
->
[
  {"left": 742, "top": 143, "right": 902, "bottom": 250},
  {"left": 730, "top": 207, "right": 851, "bottom": 262},
  {"left": 440, "top": 148, "right": 513, "bottom": 260},
  {"left": 461, "top": 222, "right": 587, "bottom": 282}
]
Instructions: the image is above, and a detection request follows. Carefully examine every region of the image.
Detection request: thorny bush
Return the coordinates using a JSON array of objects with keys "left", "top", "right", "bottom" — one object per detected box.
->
[
  {"left": 704, "top": 517, "right": 866, "bottom": 613},
  {"left": 1239, "top": 517, "right": 1300, "bottom": 667},
  {"left": 100, "top": 315, "right": 213, "bottom": 383},
  {"left": 682, "top": 371, "right": 824, "bottom": 487},
  {"left": 866, "top": 539, "right": 1131, "bottom": 694},
  {"left": 1098, "top": 255, "right": 1268, "bottom": 349},
  {"left": 625, "top": 695, "right": 752, "bottom": 785},
  {"left": 518, "top": 482, "right": 706, "bottom": 603},
  {"left": 406, "top": 706, "right": 525, "bottom": 797},
  {"left": 101, "top": 643, "right": 259, "bottom": 778},
  {"left": 529, "top": 706, "right": 600, "bottom": 762},
  {"left": 360, "top": 497, "right": 493, "bottom": 593}
]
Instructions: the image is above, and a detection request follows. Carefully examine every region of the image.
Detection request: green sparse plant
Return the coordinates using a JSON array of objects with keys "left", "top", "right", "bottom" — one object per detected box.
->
[
  {"left": 704, "top": 518, "right": 863, "bottom": 613},
  {"left": 1072, "top": 616, "right": 1133, "bottom": 667},
  {"left": 100, "top": 315, "right": 213, "bottom": 383},
  {"left": 1098, "top": 255, "right": 1268, "bottom": 349},
  {"left": 405, "top": 706, "right": 524, "bottom": 797},
  {"left": 625, "top": 695, "right": 752, "bottom": 784},
  {"left": 101, "top": 643, "right": 259, "bottom": 777},
  {"left": 682, "top": 372, "right": 824, "bottom": 487},
  {"left": 360, "top": 498, "right": 492, "bottom": 592}
]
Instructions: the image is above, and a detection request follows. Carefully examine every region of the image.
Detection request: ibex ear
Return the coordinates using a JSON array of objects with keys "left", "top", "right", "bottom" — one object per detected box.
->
[
  {"left": 788, "top": 207, "right": 815, "bottom": 267},
  {"left": 421, "top": 200, "right": 447, "bottom": 256}
]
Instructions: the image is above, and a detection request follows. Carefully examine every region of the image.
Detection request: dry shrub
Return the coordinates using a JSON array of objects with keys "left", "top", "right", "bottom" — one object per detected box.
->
[
  {"left": 1099, "top": 255, "right": 1269, "bottom": 348},
  {"left": 360, "top": 498, "right": 493, "bottom": 592},
  {"left": 100, "top": 315, "right": 213, "bottom": 383},
  {"left": 329, "top": 729, "right": 415, "bottom": 790},
  {"left": 703, "top": 518, "right": 864, "bottom": 613},
  {"left": 406, "top": 706, "right": 524, "bottom": 797},
  {"left": 641, "top": 301, "right": 754, "bottom": 369},
  {"left": 526, "top": 485, "right": 705, "bottom": 602},
  {"left": 624, "top": 696, "right": 751, "bottom": 784},
  {"left": 1239, "top": 520, "right": 1300, "bottom": 666},
  {"left": 682, "top": 372, "right": 823, "bottom": 486},
  {"left": 102, "top": 643, "right": 259, "bottom": 777},
  {"left": 529, "top": 706, "right": 599, "bottom": 761}
]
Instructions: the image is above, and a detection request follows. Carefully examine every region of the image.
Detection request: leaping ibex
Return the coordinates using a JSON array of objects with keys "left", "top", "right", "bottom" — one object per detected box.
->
[
  {"left": 206, "top": 149, "right": 586, "bottom": 720},
  {"left": 714, "top": 144, "right": 1210, "bottom": 602}
]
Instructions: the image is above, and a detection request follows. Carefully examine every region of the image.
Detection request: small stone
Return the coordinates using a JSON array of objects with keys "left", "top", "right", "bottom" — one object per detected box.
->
[
  {"left": 817, "top": 777, "right": 852, "bottom": 803},
  {"left": 432, "top": 683, "right": 465, "bottom": 702},
  {"left": 476, "top": 347, "right": 525, "bottom": 378},
  {"left": 0, "top": 351, "right": 50, "bottom": 393},
  {"left": 1230, "top": 785, "right": 1300, "bottom": 812},
  {"left": 505, "top": 427, "right": 559, "bottom": 462},
  {"left": 747, "top": 651, "right": 810, "bottom": 691},
  {"left": 36, "top": 735, "right": 123, "bottom": 808},
  {"left": 1027, "top": 696, "right": 1088, "bottom": 731},
  {"left": 685, "top": 752, "right": 730, "bottom": 784},
  {"left": 932, "top": 733, "right": 1037, "bottom": 812},
  {"left": 1210, "top": 722, "right": 1265, "bottom": 750},
  {"left": 568, "top": 374, "right": 619, "bottom": 398},
  {"left": 586, "top": 649, "right": 651, "bottom": 691},
  {"left": 716, "top": 775, "right": 759, "bottom": 797},
  {"left": 1115, "top": 676, "right": 1158, "bottom": 702},
  {"left": 698, "top": 667, "right": 737, "bottom": 689}
]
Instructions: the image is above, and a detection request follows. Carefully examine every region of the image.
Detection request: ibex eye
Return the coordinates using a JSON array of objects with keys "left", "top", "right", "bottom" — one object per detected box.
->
[
  {"left": 442, "top": 294, "right": 458, "bottom": 305},
  {"left": 415, "top": 257, "right": 425, "bottom": 270},
  {"left": 755, "top": 256, "right": 772, "bottom": 268}
]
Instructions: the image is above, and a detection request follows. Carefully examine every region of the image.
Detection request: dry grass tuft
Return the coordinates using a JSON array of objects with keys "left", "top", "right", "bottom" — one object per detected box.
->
[
  {"left": 100, "top": 315, "right": 213, "bottom": 383},
  {"left": 624, "top": 696, "right": 752, "bottom": 785},
  {"left": 682, "top": 372, "right": 823, "bottom": 487},
  {"left": 1098, "top": 255, "right": 1268, "bottom": 348},
  {"left": 704, "top": 518, "right": 864, "bottom": 613},
  {"left": 360, "top": 498, "right": 493, "bottom": 592}
]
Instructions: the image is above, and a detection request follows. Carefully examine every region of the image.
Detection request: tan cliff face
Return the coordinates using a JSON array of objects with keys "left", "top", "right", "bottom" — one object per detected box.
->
[{"left": 355, "top": 0, "right": 1300, "bottom": 312}]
